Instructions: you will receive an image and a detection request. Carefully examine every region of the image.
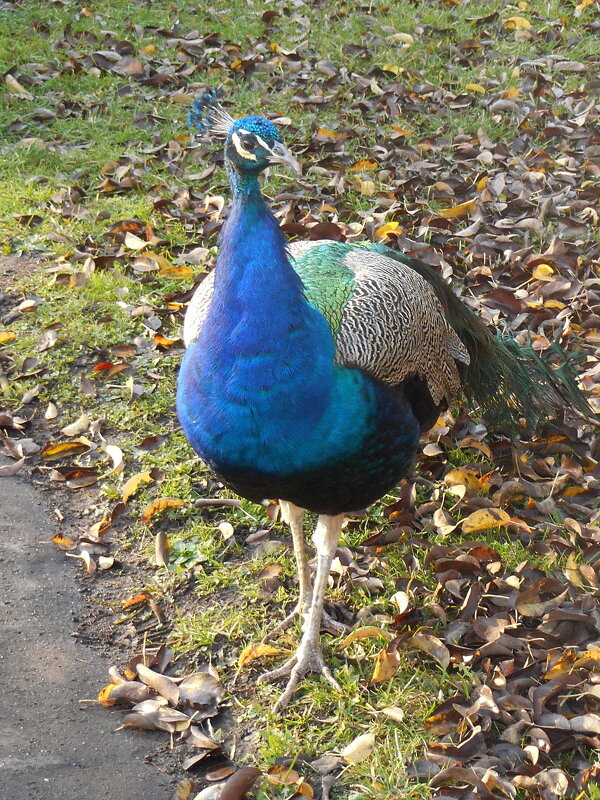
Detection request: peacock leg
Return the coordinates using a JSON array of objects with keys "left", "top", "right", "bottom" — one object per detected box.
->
[
  {"left": 262, "top": 502, "right": 348, "bottom": 642},
  {"left": 258, "top": 514, "right": 344, "bottom": 712},
  {"left": 262, "top": 501, "right": 310, "bottom": 642}
]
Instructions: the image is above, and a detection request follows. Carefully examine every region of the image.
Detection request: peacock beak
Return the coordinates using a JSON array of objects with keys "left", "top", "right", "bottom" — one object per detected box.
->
[{"left": 267, "top": 141, "right": 302, "bottom": 175}]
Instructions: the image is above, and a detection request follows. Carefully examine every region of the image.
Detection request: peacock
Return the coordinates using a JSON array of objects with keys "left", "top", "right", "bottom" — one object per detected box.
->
[{"left": 176, "top": 91, "right": 594, "bottom": 711}]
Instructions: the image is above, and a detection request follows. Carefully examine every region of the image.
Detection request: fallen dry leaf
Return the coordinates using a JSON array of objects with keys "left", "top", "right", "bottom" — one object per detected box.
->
[
  {"left": 40, "top": 438, "right": 91, "bottom": 461},
  {"left": 238, "top": 643, "right": 289, "bottom": 667},
  {"left": 141, "top": 497, "right": 187, "bottom": 523},
  {"left": 122, "top": 470, "right": 155, "bottom": 502},
  {"left": 341, "top": 626, "right": 393, "bottom": 649},
  {"left": 341, "top": 732, "right": 375, "bottom": 764},
  {"left": 461, "top": 507, "right": 511, "bottom": 533}
]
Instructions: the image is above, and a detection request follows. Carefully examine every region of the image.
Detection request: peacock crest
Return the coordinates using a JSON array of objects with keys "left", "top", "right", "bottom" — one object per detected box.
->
[{"left": 188, "top": 89, "right": 235, "bottom": 137}]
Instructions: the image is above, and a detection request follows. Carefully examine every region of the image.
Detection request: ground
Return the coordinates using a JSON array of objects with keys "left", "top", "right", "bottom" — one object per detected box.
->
[{"left": 0, "top": 466, "right": 173, "bottom": 799}]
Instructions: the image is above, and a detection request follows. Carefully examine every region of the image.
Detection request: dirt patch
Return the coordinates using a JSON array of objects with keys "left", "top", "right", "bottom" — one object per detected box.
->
[
  {"left": 0, "top": 465, "right": 175, "bottom": 799},
  {"left": 0, "top": 254, "right": 41, "bottom": 294}
]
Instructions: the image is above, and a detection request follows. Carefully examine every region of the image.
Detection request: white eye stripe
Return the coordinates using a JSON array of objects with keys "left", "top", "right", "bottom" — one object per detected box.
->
[
  {"left": 255, "top": 135, "right": 270, "bottom": 151},
  {"left": 231, "top": 131, "right": 257, "bottom": 161}
]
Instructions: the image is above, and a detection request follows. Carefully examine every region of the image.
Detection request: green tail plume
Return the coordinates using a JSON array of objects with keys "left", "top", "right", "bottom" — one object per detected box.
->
[{"left": 371, "top": 245, "right": 597, "bottom": 430}]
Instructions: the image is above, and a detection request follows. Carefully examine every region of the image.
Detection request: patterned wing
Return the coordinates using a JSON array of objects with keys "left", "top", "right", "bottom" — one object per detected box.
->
[{"left": 292, "top": 241, "right": 470, "bottom": 406}]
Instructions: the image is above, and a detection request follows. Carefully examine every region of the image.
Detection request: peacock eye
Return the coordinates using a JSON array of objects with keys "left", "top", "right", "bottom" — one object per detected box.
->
[{"left": 240, "top": 135, "right": 256, "bottom": 150}]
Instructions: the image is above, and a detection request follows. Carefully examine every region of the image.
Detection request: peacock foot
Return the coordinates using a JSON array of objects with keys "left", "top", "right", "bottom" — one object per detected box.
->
[
  {"left": 257, "top": 638, "right": 341, "bottom": 712},
  {"left": 262, "top": 602, "right": 349, "bottom": 642}
]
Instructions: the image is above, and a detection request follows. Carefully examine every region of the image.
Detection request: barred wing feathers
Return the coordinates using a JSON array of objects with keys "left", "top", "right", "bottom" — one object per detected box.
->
[{"left": 291, "top": 241, "right": 469, "bottom": 407}]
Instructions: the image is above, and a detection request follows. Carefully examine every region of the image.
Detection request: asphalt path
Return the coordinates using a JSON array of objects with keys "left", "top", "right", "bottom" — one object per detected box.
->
[{"left": 0, "top": 468, "right": 173, "bottom": 799}]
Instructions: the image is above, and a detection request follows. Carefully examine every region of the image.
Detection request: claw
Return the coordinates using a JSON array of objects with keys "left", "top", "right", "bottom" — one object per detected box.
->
[
  {"left": 261, "top": 605, "right": 302, "bottom": 643},
  {"left": 257, "top": 640, "right": 341, "bottom": 712},
  {"left": 272, "top": 644, "right": 341, "bottom": 712}
]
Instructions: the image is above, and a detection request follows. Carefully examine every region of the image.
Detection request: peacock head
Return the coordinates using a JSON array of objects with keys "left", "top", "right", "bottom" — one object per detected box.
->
[{"left": 189, "top": 90, "right": 300, "bottom": 176}]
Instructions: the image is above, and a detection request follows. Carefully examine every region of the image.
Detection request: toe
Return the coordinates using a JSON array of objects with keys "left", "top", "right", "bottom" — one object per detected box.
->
[{"left": 256, "top": 656, "right": 297, "bottom": 684}]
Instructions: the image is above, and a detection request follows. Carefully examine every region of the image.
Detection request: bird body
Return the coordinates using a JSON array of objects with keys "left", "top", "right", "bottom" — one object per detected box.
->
[
  {"left": 177, "top": 93, "right": 594, "bottom": 709},
  {"left": 177, "top": 184, "right": 422, "bottom": 513}
]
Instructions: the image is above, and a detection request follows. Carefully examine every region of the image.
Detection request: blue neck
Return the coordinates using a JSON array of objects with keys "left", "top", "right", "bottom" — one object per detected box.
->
[{"left": 209, "top": 170, "right": 308, "bottom": 336}]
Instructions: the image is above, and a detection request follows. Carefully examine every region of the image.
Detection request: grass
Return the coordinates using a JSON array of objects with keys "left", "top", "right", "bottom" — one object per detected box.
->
[{"left": 1, "top": 0, "right": 599, "bottom": 797}]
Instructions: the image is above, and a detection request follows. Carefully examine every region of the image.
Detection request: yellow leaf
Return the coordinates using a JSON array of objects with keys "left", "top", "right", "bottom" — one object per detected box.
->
[
  {"left": 140, "top": 497, "right": 187, "bottom": 524},
  {"left": 503, "top": 86, "right": 521, "bottom": 99},
  {"left": 504, "top": 16, "right": 532, "bottom": 30},
  {"left": 382, "top": 63, "right": 403, "bottom": 75},
  {"left": 349, "top": 159, "right": 378, "bottom": 172},
  {"left": 154, "top": 334, "right": 179, "bottom": 349},
  {"left": 562, "top": 486, "right": 588, "bottom": 497},
  {"left": 40, "top": 439, "right": 91, "bottom": 461},
  {"left": 158, "top": 264, "right": 193, "bottom": 279},
  {"left": 573, "top": 648, "right": 600, "bottom": 668},
  {"left": 465, "top": 83, "right": 486, "bottom": 94},
  {"left": 122, "top": 471, "right": 155, "bottom": 503},
  {"left": 370, "top": 646, "right": 401, "bottom": 684},
  {"left": 238, "top": 643, "right": 289, "bottom": 667},
  {"left": 375, "top": 221, "right": 401, "bottom": 239},
  {"left": 544, "top": 299, "right": 565, "bottom": 309},
  {"left": 355, "top": 176, "right": 376, "bottom": 196},
  {"left": 476, "top": 175, "right": 488, "bottom": 191},
  {"left": 0, "top": 331, "right": 16, "bottom": 344},
  {"left": 575, "top": 0, "right": 594, "bottom": 13},
  {"left": 141, "top": 251, "right": 171, "bottom": 269},
  {"left": 341, "top": 626, "right": 393, "bottom": 649},
  {"left": 436, "top": 198, "right": 477, "bottom": 219},
  {"left": 52, "top": 534, "right": 77, "bottom": 551},
  {"left": 316, "top": 127, "right": 337, "bottom": 139},
  {"left": 462, "top": 507, "right": 511, "bottom": 533},
  {"left": 444, "top": 467, "right": 489, "bottom": 492},
  {"left": 544, "top": 651, "right": 578, "bottom": 679},
  {"left": 390, "top": 125, "right": 412, "bottom": 136},
  {"left": 532, "top": 263, "right": 555, "bottom": 281},
  {"left": 98, "top": 684, "right": 118, "bottom": 706}
]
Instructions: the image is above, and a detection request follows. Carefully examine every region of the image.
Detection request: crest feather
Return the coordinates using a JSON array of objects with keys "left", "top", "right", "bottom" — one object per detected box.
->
[{"left": 188, "top": 89, "right": 234, "bottom": 137}]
